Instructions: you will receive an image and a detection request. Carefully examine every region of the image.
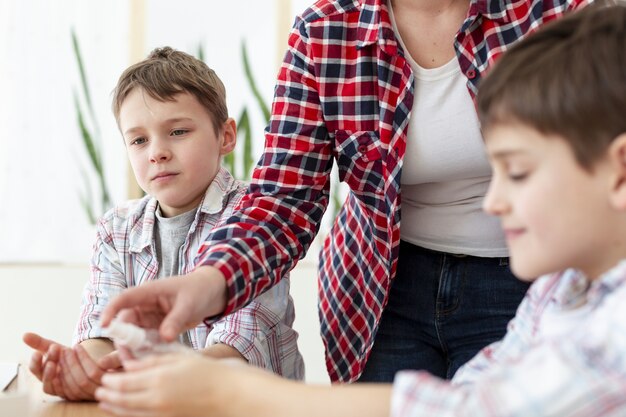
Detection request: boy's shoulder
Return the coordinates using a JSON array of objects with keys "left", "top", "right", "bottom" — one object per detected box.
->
[{"left": 97, "top": 195, "right": 155, "bottom": 233}]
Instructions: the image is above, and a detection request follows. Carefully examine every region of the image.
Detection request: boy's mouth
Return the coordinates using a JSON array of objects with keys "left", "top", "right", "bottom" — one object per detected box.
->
[
  {"left": 503, "top": 228, "right": 525, "bottom": 240},
  {"left": 152, "top": 172, "right": 178, "bottom": 181}
]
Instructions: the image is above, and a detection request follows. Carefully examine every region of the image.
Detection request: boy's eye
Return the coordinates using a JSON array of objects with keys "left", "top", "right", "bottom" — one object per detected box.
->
[
  {"left": 171, "top": 129, "right": 188, "bottom": 136},
  {"left": 508, "top": 172, "right": 528, "bottom": 182},
  {"left": 130, "top": 137, "right": 146, "bottom": 146}
]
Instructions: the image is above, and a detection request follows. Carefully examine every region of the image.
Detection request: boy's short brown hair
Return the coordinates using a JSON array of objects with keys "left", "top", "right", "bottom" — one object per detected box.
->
[
  {"left": 112, "top": 47, "right": 228, "bottom": 133},
  {"left": 478, "top": 1, "right": 626, "bottom": 169}
]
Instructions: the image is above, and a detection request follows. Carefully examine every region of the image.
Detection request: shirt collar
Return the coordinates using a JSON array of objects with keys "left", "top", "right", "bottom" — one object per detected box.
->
[
  {"left": 198, "top": 166, "right": 238, "bottom": 215},
  {"left": 357, "top": 0, "right": 508, "bottom": 54},
  {"left": 462, "top": 0, "right": 510, "bottom": 33},
  {"left": 130, "top": 166, "right": 239, "bottom": 253},
  {"left": 357, "top": 0, "right": 398, "bottom": 54},
  {"left": 473, "top": 0, "right": 508, "bottom": 20},
  {"left": 550, "top": 260, "right": 626, "bottom": 309},
  {"left": 588, "top": 259, "right": 626, "bottom": 302}
]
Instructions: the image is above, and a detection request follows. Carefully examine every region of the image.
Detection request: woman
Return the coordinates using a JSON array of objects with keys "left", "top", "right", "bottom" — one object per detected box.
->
[{"left": 100, "top": 0, "right": 587, "bottom": 384}]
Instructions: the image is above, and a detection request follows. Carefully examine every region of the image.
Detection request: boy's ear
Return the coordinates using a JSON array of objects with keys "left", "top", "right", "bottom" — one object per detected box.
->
[
  {"left": 219, "top": 118, "right": 237, "bottom": 155},
  {"left": 608, "top": 133, "right": 626, "bottom": 210}
]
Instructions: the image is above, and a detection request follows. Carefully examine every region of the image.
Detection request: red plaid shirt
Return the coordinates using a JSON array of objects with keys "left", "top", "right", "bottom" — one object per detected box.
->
[{"left": 197, "top": 0, "right": 586, "bottom": 382}]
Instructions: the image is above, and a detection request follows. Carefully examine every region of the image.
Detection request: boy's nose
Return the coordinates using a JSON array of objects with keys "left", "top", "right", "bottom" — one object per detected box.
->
[
  {"left": 482, "top": 181, "right": 509, "bottom": 216},
  {"left": 149, "top": 144, "right": 172, "bottom": 163}
]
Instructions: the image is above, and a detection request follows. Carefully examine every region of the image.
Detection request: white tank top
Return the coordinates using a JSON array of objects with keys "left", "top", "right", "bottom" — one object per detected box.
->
[{"left": 388, "top": 2, "right": 508, "bottom": 257}]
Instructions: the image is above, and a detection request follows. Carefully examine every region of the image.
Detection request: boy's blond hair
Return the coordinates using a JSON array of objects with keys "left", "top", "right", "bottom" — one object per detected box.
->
[
  {"left": 112, "top": 47, "right": 228, "bottom": 134},
  {"left": 478, "top": 1, "right": 626, "bottom": 169}
]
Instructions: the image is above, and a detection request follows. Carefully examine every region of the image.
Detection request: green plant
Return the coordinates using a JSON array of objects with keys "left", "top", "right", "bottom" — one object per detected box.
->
[
  {"left": 71, "top": 28, "right": 112, "bottom": 224},
  {"left": 200, "top": 41, "right": 264, "bottom": 181}
]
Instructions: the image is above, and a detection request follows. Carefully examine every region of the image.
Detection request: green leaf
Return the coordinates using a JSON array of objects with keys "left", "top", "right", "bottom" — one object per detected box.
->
[
  {"left": 72, "top": 29, "right": 113, "bottom": 222},
  {"left": 241, "top": 41, "right": 271, "bottom": 123},
  {"left": 78, "top": 165, "right": 97, "bottom": 224},
  {"left": 197, "top": 43, "right": 205, "bottom": 62},
  {"left": 237, "top": 108, "right": 253, "bottom": 180},
  {"left": 71, "top": 28, "right": 100, "bottom": 136},
  {"left": 223, "top": 152, "right": 235, "bottom": 178},
  {"left": 74, "top": 92, "right": 103, "bottom": 176}
]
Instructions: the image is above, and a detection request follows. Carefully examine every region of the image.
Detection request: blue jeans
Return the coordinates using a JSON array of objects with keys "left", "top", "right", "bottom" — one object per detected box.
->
[{"left": 358, "top": 240, "right": 530, "bottom": 382}]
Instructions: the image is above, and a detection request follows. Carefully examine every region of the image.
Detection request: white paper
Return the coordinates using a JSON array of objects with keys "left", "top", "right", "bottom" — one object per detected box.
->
[{"left": 0, "top": 363, "right": 18, "bottom": 392}]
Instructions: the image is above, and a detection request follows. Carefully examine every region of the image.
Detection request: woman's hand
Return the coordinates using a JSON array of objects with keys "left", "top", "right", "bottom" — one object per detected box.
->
[{"left": 100, "top": 266, "right": 228, "bottom": 342}]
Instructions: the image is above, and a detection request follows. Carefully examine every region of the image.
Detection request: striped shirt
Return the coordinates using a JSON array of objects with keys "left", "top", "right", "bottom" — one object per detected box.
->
[
  {"left": 73, "top": 167, "right": 304, "bottom": 380},
  {"left": 195, "top": 0, "right": 586, "bottom": 382},
  {"left": 391, "top": 261, "right": 626, "bottom": 416}
]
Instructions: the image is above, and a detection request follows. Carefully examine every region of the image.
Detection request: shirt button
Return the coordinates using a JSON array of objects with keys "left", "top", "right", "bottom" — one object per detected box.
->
[
  {"left": 358, "top": 145, "right": 368, "bottom": 154},
  {"left": 466, "top": 69, "right": 476, "bottom": 79}
]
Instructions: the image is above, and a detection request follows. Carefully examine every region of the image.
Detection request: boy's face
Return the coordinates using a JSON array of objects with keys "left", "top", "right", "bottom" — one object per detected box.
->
[
  {"left": 483, "top": 123, "right": 618, "bottom": 281},
  {"left": 119, "top": 89, "right": 234, "bottom": 217}
]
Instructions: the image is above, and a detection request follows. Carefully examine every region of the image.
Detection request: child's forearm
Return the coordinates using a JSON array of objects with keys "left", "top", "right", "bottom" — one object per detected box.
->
[
  {"left": 289, "top": 384, "right": 392, "bottom": 417},
  {"left": 243, "top": 379, "right": 392, "bottom": 417},
  {"left": 78, "top": 338, "right": 115, "bottom": 360},
  {"left": 201, "top": 343, "right": 247, "bottom": 362}
]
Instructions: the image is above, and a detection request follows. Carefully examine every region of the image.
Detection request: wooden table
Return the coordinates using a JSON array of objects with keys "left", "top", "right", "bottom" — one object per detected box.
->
[{"left": 3, "top": 364, "right": 110, "bottom": 417}]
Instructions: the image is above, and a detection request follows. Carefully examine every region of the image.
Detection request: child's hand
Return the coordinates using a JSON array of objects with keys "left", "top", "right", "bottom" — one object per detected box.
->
[
  {"left": 25, "top": 342, "right": 59, "bottom": 396},
  {"left": 96, "top": 353, "right": 285, "bottom": 417},
  {"left": 24, "top": 332, "right": 65, "bottom": 396},
  {"left": 55, "top": 344, "right": 117, "bottom": 401},
  {"left": 23, "top": 332, "right": 121, "bottom": 401}
]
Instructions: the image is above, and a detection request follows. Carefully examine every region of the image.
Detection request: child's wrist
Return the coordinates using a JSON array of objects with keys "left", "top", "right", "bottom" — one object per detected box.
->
[{"left": 201, "top": 344, "right": 247, "bottom": 362}]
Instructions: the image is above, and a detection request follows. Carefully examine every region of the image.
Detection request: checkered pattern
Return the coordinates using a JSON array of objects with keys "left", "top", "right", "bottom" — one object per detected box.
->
[
  {"left": 391, "top": 263, "right": 626, "bottom": 416},
  {"left": 196, "top": 0, "right": 586, "bottom": 382},
  {"left": 74, "top": 168, "right": 303, "bottom": 380}
]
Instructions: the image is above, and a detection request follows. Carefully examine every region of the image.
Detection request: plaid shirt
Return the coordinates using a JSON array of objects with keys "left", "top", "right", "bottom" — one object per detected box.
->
[
  {"left": 391, "top": 262, "right": 626, "bottom": 416},
  {"left": 196, "top": 0, "right": 586, "bottom": 382},
  {"left": 73, "top": 168, "right": 304, "bottom": 380}
]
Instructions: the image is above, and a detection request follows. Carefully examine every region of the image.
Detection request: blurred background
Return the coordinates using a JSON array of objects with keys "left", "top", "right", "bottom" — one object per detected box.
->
[{"left": 0, "top": 0, "right": 333, "bottom": 384}]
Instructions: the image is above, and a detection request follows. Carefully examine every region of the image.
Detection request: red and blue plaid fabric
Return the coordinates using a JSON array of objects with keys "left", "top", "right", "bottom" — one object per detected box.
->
[{"left": 196, "top": 0, "right": 587, "bottom": 382}]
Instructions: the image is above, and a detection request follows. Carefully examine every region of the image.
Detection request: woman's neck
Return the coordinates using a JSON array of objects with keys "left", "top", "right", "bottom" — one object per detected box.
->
[
  {"left": 388, "top": 0, "right": 470, "bottom": 68},
  {"left": 390, "top": 0, "right": 469, "bottom": 16}
]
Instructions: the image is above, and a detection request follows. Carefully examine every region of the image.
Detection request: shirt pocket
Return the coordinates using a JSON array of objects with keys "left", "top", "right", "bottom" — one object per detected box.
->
[{"left": 334, "top": 130, "right": 385, "bottom": 198}]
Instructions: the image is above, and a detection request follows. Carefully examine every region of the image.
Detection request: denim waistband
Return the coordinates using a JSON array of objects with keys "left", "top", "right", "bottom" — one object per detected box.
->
[{"left": 400, "top": 240, "right": 510, "bottom": 266}]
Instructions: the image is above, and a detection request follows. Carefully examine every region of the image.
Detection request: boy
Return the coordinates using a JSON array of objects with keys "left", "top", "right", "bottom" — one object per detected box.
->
[
  {"left": 96, "top": 3, "right": 626, "bottom": 416},
  {"left": 24, "top": 47, "right": 303, "bottom": 401}
]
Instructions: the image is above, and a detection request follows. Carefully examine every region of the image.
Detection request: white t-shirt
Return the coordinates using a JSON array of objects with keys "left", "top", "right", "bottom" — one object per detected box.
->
[{"left": 388, "top": 2, "right": 507, "bottom": 257}]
